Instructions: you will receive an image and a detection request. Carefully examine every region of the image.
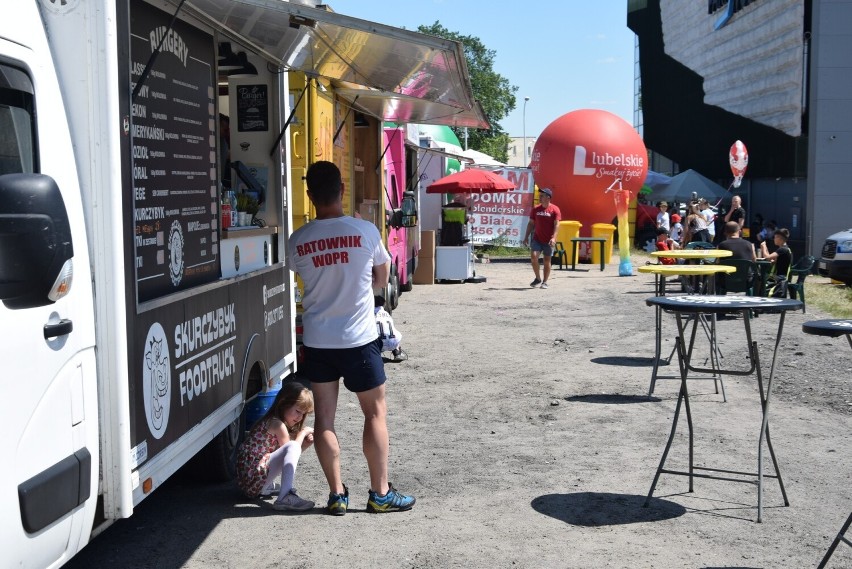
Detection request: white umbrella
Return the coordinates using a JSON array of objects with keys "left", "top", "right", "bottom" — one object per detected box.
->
[{"left": 460, "top": 148, "right": 506, "bottom": 166}]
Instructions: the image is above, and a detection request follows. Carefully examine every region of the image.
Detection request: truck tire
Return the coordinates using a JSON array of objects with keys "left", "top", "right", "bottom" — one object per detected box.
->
[
  {"left": 197, "top": 411, "right": 244, "bottom": 482},
  {"left": 388, "top": 273, "right": 400, "bottom": 310}
]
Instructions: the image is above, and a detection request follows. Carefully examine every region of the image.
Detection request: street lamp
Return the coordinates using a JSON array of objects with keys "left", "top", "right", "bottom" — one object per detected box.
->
[{"left": 522, "top": 96, "right": 530, "bottom": 167}]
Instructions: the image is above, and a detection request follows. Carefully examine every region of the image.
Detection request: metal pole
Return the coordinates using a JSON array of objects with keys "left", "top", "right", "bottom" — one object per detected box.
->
[{"left": 522, "top": 96, "right": 530, "bottom": 167}]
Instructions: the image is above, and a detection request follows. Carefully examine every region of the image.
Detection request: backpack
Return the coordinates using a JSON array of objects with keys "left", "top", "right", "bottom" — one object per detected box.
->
[
  {"left": 765, "top": 252, "right": 792, "bottom": 298},
  {"left": 765, "top": 275, "right": 788, "bottom": 298},
  {"left": 374, "top": 307, "right": 402, "bottom": 352}
]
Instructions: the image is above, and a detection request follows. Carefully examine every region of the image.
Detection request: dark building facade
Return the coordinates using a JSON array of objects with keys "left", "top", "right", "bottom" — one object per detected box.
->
[{"left": 629, "top": 0, "right": 852, "bottom": 259}]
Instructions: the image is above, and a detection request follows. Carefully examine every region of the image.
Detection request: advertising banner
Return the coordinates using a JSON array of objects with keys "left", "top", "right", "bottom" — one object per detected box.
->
[{"left": 467, "top": 168, "right": 535, "bottom": 247}]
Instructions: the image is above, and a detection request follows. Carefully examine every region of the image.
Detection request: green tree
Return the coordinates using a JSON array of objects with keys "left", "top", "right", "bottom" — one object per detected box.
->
[{"left": 417, "top": 22, "right": 517, "bottom": 163}]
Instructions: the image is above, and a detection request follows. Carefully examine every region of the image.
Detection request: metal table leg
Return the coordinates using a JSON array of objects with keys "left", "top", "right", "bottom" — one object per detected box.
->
[
  {"left": 649, "top": 275, "right": 666, "bottom": 396},
  {"left": 817, "top": 511, "right": 852, "bottom": 569},
  {"left": 746, "top": 311, "right": 790, "bottom": 522},
  {"left": 645, "top": 314, "right": 697, "bottom": 506}
]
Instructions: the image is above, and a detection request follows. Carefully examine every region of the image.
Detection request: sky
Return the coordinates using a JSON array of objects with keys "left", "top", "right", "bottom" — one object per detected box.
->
[{"left": 328, "top": 0, "right": 636, "bottom": 140}]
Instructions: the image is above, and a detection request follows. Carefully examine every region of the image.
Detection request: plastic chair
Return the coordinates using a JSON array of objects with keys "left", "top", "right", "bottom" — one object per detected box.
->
[
  {"left": 685, "top": 241, "right": 715, "bottom": 250},
  {"left": 717, "top": 258, "right": 756, "bottom": 296},
  {"left": 685, "top": 240, "right": 717, "bottom": 264},
  {"left": 552, "top": 241, "right": 567, "bottom": 270},
  {"left": 788, "top": 255, "right": 816, "bottom": 312}
]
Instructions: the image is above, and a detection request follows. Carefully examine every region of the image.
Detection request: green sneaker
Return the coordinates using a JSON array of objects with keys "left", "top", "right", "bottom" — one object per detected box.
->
[
  {"left": 366, "top": 483, "right": 416, "bottom": 513},
  {"left": 326, "top": 485, "right": 349, "bottom": 516}
]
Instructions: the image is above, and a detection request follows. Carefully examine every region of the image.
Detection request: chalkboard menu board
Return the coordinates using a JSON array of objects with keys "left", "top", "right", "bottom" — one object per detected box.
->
[
  {"left": 130, "top": 1, "right": 219, "bottom": 302},
  {"left": 236, "top": 84, "right": 269, "bottom": 132}
]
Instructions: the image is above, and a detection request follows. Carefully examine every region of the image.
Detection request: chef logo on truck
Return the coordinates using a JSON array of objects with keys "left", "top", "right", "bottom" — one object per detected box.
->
[
  {"left": 143, "top": 323, "right": 171, "bottom": 439},
  {"left": 168, "top": 220, "right": 185, "bottom": 286}
]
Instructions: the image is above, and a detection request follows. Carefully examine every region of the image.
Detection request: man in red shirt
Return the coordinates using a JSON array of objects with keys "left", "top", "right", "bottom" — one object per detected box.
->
[{"left": 522, "top": 187, "right": 561, "bottom": 289}]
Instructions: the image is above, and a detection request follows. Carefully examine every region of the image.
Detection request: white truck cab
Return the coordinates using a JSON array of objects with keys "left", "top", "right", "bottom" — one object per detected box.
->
[{"left": 1, "top": 2, "right": 297, "bottom": 566}]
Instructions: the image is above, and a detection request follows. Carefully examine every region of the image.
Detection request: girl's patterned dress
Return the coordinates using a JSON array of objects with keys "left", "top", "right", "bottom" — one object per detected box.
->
[{"left": 236, "top": 418, "right": 280, "bottom": 498}]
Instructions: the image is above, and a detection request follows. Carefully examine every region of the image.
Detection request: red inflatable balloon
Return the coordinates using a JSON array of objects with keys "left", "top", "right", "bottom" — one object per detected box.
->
[
  {"left": 729, "top": 139, "right": 748, "bottom": 188},
  {"left": 530, "top": 110, "right": 647, "bottom": 234}
]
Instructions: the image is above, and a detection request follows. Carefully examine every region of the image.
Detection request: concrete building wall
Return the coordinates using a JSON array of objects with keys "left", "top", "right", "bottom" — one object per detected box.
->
[
  {"left": 660, "top": 0, "right": 805, "bottom": 136},
  {"left": 506, "top": 136, "right": 536, "bottom": 168},
  {"left": 807, "top": 0, "right": 852, "bottom": 258}
]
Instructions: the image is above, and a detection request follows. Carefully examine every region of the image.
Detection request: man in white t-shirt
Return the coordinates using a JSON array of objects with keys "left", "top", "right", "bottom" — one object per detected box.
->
[
  {"left": 699, "top": 198, "right": 716, "bottom": 243},
  {"left": 288, "top": 161, "right": 415, "bottom": 516}
]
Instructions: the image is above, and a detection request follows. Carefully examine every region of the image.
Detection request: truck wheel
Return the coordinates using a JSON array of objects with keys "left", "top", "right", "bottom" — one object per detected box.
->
[
  {"left": 178, "top": 407, "right": 244, "bottom": 483},
  {"left": 388, "top": 273, "right": 400, "bottom": 311},
  {"left": 201, "top": 411, "right": 244, "bottom": 482},
  {"left": 400, "top": 277, "right": 413, "bottom": 293}
]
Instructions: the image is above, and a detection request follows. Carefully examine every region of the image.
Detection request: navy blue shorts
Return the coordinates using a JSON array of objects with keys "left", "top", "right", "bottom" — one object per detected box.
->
[
  {"left": 301, "top": 337, "right": 386, "bottom": 393},
  {"left": 531, "top": 238, "right": 553, "bottom": 257}
]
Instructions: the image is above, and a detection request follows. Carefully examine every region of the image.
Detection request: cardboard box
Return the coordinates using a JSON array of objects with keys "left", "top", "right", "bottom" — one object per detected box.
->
[
  {"left": 413, "top": 255, "right": 435, "bottom": 285},
  {"left": 420, "top": 230, "right": 436, "bottom": 259}
]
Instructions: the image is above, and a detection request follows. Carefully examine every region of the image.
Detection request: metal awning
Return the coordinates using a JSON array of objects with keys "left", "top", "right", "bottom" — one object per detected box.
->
[
  {"left": 169, "top": 0, "right": 489, "bottom": 128},
  {"left": 414, "top": 145, "right": 473, "bottom": 163},
  {"left": 336, "top": 88, "right": 489, "bottom": 129}
]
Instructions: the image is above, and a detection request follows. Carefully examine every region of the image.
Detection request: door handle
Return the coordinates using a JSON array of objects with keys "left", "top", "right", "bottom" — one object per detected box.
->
[{"left": 44, "top": 319, "right": 73, "bottom": 339}]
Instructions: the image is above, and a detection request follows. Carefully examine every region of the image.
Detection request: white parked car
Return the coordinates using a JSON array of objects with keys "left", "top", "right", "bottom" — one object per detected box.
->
[{"left": 818, "top": 228, "right": 852, "bottom": 286}]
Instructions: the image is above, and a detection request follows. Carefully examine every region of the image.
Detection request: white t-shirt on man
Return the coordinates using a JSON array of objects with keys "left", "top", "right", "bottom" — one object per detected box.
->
[
  {"left": 701, "top": 207, "right": 716, "bottom": 239},
  {"left": 288, "top": 216, "right": 391, "bottom": 349}
]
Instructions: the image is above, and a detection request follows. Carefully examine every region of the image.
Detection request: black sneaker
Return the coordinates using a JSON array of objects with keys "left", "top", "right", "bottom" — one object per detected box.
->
[
  {"left": 366, "top": 483, "right": 416, "bottom": 513},
  {"left": 326, "top": 485, "right": 349, "bottom": 516},
  {"left": 530, "top": 278, "right": 542, "bottom": 287}
]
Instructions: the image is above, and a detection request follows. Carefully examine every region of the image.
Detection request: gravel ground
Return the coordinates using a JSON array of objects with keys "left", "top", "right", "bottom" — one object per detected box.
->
[{"left": 66, "top": 256, "right": 852, "bottom": 569}]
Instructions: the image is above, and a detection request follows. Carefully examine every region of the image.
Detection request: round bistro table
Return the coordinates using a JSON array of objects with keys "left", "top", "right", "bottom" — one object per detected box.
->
[
  {"left": 643, "top": 294, "right": 802, "bottom": 523},
  {"left": 804, "top": 319, "right": 852, "bottom": 568}
]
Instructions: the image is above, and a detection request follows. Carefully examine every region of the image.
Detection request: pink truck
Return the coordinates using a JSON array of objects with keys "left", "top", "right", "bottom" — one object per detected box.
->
[{"left": 381, "top": 125, "right": 420, "bottom": 310}]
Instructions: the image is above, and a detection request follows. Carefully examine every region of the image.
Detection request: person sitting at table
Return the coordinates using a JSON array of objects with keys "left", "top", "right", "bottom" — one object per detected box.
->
[
  {"left": 716, "top": 221, "right": 757, "bottom": 293},
  {"left": 718, "top": 221, "right": 757, "bottom": 261},
  {"left": 655, "top": 227, "right": 678, "bottom": 265},
  {"left": 760, "top": 228, "right": 792, "bottom": 297}
]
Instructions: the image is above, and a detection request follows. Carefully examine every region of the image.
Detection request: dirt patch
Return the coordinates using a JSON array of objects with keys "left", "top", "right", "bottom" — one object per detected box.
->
[{"left": 67, "top": 257, "right": 852, "bottom": 568}]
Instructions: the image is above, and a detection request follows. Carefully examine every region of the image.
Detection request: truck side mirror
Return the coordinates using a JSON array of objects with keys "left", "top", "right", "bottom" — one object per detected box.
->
[
  {"left": 0, "top": 174, "right": 74, "bottom": 308},
  {"left": 386, "top": 208, "right": 403, "bottom": 229},
  {"left": 400, "top": 192, "right": 417, "bottom": 228}
]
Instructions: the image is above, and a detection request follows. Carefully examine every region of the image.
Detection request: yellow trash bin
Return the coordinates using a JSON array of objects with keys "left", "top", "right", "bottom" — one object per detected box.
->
[
  {"left": 557, "top": 220, "right": 582, "bottom": 263},
  {"left": 591, "top": 223, "right": 616, "bottom": 265}
]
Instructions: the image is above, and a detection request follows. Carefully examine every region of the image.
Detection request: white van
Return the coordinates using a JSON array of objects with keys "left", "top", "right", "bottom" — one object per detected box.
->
[{"left": 818, "top": 228, "right": 852, "bottom": 286}]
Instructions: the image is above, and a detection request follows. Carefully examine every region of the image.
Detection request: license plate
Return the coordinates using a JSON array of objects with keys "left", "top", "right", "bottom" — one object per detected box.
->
[{"left": 819, "top": 261, "right": 827, "bottom": 270}]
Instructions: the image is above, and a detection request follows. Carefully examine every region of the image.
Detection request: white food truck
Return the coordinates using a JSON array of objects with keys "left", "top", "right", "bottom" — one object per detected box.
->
[{"left": 1, "top": 1, "right": 486, "bottom": 567}]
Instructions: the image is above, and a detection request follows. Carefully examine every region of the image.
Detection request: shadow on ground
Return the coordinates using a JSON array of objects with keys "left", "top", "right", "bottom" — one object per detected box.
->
[
  {"left": 591, "top": 356, "right": 662, "bottom": 367},
  {"left": 532, "top": 492, "right": 685, "bottom": 526},
  {"left": 564, "top": 393, "right": 662, "bottom": 404}
]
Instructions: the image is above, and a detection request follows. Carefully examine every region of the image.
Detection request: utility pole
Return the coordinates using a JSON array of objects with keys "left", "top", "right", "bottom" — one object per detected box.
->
[{"left": 523, "top": 96, "right": 530, "bottom": 167}]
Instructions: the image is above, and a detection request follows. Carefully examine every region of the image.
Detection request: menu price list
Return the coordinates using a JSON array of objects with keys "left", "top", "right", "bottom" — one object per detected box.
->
[{"left": 130, "top": 0, "right": 220, "bottom": 302}]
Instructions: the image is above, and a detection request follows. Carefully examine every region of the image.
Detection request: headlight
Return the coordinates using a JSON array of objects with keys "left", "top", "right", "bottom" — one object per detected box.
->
[{"left": 838, "top": 239, "right": 852, "bottom": 253}]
